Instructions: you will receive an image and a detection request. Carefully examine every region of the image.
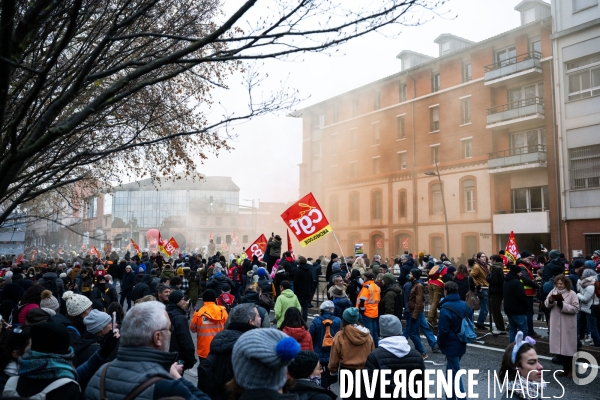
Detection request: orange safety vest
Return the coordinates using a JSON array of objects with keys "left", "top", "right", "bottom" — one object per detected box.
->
[
  {"left": 356, "top": 280, "right": 381, "bottom": 318},
  {"left": 190, "top": 302, "right": 228, "bottom": 358}
]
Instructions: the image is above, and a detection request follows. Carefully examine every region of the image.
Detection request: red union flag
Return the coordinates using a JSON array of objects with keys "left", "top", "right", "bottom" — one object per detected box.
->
[
  {"left": 90, "top": 245, "right": 101, "bottom": 259},
  {"left": 131, "top": 239, "right": 142, "bottom": 258},
  {"left": 505, "top": 231, "right": 520, "bottom": 264},
  {"left": 245, "top": 234, "right": 268, "bottom": 261},
  {"left": 164, "top": 237, "right": 179, "bottom": 256},
  {"left": 281, "top": 192, "right": 331, "bottom": 248}
]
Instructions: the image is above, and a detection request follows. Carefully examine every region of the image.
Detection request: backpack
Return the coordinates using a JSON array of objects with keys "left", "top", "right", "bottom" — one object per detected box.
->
[
  {"left": 441, "top": 304, "right": 476, "bottom": 343},
  {"left": 227, "top": 266, "right": 241, "bottom": 283},
  {"left": 217, "top": 293, "right": 235, "bottom": 312},
  {"left": 3, "top": 377, "right": 79, "bottom": 399},
  {"left": 321, "top": 319, "right": 334, "bottom": 348}
]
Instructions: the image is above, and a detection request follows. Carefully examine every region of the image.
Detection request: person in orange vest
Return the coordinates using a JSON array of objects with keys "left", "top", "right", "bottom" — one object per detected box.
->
[
  {"left": 356, "top": 271, "right": 381, "bottom": 347},
  {"left": 516, "top": 251, "right": 541, "bottom": 338},
  {"left": 427, "top": 260, "right": 448, "bottom": 328},
  {"left": 190, "top": 289, "right": 228, "bottom": 362}
]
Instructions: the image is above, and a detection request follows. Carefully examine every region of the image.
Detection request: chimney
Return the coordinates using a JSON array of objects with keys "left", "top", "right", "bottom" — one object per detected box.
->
[
  {"left": 396, "top": 50, "right": 434, "bottom": 71},
  {"left": 433, "top": 34, "right": 474, "bottom": 57}
]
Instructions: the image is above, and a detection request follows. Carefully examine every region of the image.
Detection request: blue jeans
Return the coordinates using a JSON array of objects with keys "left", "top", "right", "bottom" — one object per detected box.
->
[
  {"left": 407, "top": 312, "right": 437, "bottom": 354},
  {"left": 585, "top": 312, "right": 600, "bottom": 347},
  {"left": 507, "top": 314, "right": 528, "bottom": 343},
  {"left": 476, "top": 289, "right": 489, "bottom": 325},
  {"left": 361, "top": 315, "right": 379, "bottom": 347},
  {"left": 446, "top": 356, "right": 465, "bottom": 400}
]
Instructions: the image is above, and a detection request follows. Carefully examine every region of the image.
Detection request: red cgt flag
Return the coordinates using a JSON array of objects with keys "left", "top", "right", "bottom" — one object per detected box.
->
[
  {"left": 505, "top": 231, "right": 520, "bottom": 264},
  {"left": 131, "top": 238, "right": 142, "bottom": 258},
  {"left": 90, "top": 245, "right": 101, "bottom": 259},
  {"left": 245, "top": 234, "right": 268, "bottom": 262},
  {"left": 281, "top": 192, "right": 331, "bottom": 248},
  {"left": 164, "top": 237, "right": 179, "bottom": 256}
]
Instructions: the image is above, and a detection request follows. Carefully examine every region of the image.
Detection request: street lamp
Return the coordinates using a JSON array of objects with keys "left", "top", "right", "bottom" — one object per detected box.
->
[{"left": 425, "top": 164, "right": 450, "bottom": 257}]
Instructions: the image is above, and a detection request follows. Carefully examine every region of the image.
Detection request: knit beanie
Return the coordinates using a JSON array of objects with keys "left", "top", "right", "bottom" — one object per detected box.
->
[
  {"left": 31, "top": 322, "right": 71, "bottom": 355},
  {"left": 40, "top": 290, "right": 60, "bottom": 313},
  {"left": 83, "top": 309, "right": 112, "bottom": 334},
  {"left": 232, "top": 329, "right": 300, "bottom": 391},
  {"left": 332, "top": 262, "right": 340, "bottom": 271},
  {"left": 62, "top": 291, "right": 93, "bottom": 317},
  {"left": 594, "top": 250, "right": 600, "bottom": 257},
  {"left": 257, "top": 267, "right": 268, "bottom": 278},
  {"left": 379, "top": 314, "right": 403, "bottom": 337},
  {"left": 288, "top": 350, "right": 320, "bottom": 379},
  {"left": 548, "top": 250, "right": 561, "bottom": 259},
  {"left": 585, "top": 260, "right": 596, "bottom": 270},
  {"left": 343, "top": 307, "right": 359, "bottom": 324},
  {"left": 382, "top": 273, "right": 395, "bottom": 286},
  {"left": 203, "top": 289, "right": 216, "bottom": 303},
  {"left": 509, "top": 264, "right": 522, "bottom": 274},
  {"left": 319, "top": 300, "right": 334, "bottom": 311},
  {"left": 169, "top": 290, "right": 185, "bottom": 305}
]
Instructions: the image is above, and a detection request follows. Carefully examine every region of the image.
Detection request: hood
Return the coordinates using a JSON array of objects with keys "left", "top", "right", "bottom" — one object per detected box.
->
[
  {"left": 579, "top": 276, "right": 597, "bottom": 288},
  {"left": 344, "top": 324, "right": 371, "bottom": 346},
  {"left": 280, "top": 289, "right": 296, "bottom": 298},
  {"left": 242, "top": 291, "right": 260, "bottom": 304},
  {"left": 504, "top": 271, "right": 521, "bottom": 282},
  {"left": 379, "top": 336, "right": 411, "bottom": 358},
  {"left": 282, "top": 326, "right": 308, "bottom": 338},
  {"left": 42, "top": 272, "right": 58, "bottom": 279},
  {"left": 490, "top": 262, "right": 504, "bottom": 270},
  {"left": 384, "top": 285, "right": 402, "bottom": 295},
  {"left": 210, "top": 328, "right": 243, "bottom": 355},
  {"left": 200, "top": 302, "right": 228, "bottom": 322},
  {"left": 299, "top": 264, "right": 311, "bottom": 272},
  {"left": 142, "top": 274, "right": 154, "bottom": 284},
  {"left": 166, "top": 303, "right": 185, "bottom": 316}
]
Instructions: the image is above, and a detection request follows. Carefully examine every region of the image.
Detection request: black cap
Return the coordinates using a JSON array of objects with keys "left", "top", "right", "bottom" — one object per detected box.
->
[
  {"left": 203, "top": 289, "right": 216, "bottom": 302},
  {"left": 169, "top": 290, "right": 185, "bottom": 305},
  {"left": 520, "top": 251, "right": 533, "bottom": 259},
  {"left": 31, "top": 322, "right": 71, "bottom": 354}
]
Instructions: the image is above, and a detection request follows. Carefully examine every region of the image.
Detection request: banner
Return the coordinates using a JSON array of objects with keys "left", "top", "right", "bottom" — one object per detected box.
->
[
  {"left": 287, "top": 230, "right": 295, "bottom": 259},
  {"left": 158, "top": 232, "right": 170, "bottom": 258},
  {"left": 15, "top": 254, "right": 24, "bottom": 264},
  {"left": 354, "top": 243, "right": 364, "bottom": 258},
  {"left": 131, "top": 238, "right": 142, "bottom": 258},
  {"left": 232, "top": 230, "right": 240, "bottom": 248},
  {"left": 164, "top": 237, "right": 179, "bottom": 257},
  {"left": 245, "top": 234, "right": 268, "bottom": 261},
  {"left": 281, "top": 192, "right": 332, "bottom": 248},
  {"left": 505, "top": 231, "right": 519, "bottom": 264},
  {"left": 90, "top": 245, "right": 101, "bottom": 259}
]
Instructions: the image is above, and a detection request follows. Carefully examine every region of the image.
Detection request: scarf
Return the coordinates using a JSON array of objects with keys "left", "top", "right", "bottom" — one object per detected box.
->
[
  {"left": 18, "top": 348, "right": 77, "bottom": 381},
  {"left": 476, "top": 260, "right": 490, "bottom": 274},
  {"left": 508, "top": 375, "right": 547, "bottom": 399},
  {"left": 554, "top": 287, "right": 568, "bottom": 295}
]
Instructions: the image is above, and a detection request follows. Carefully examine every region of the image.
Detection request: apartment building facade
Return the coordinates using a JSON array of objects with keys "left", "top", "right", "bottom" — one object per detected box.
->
[
  {"left": 551, "top": 0, "right": 600, "bottom": 257},
  {"left": 296, "top": 0, "right": 559, "bottom": 260}
]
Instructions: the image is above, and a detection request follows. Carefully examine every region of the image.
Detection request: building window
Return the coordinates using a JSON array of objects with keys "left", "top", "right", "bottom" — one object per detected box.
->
[
  {"left": 397, "top": 115, "right": 405, "bottom": 139},
  {"left": 372, "top": 123, "right": 380, "bottom": 145},
  {"left": 462, "top": 63, "right": 472, "bottom": 82},
  {"left": 216, "top": 217, "right": 222, "bottom": 226},
  {"left": 333, "top": 106, "right": 339, "bottom": 123},
  {"left": 573, "top": 0, "right": 598, "bottom": 12},
  {"left": 441, "top": 41, "right": 451, "bottom": 55},
  {"left": 216, "top": 236, "right": 222, "bottom": 245},
  {"left": 329, "top": 195, "right": 339, "bottom": 222},
  {"left": 331, "top": 165, "right": 337, "bottom": 180},
  {"left": 231, "top": 218, "right": 237, "bottom": 226},
  {"left": 352, "top": 99, "right": 358, "bottom": 117},
  {"left": 372, "top": 157, "right": 381, "bottom": 174},
  {"left": 431, "top": 72, "right": 440, "bottom": 92},
  {"left": 567, "top": 54, "right": 600, "bottom": 101},
  {"left": 398, "top": 152, "right": 407, "bottom": 170},
  {"left": 349, "top": 193, "right": 359, "bottom": 221},
  {"left": 399, "top": 190, "right": 407, "bottom": 218},
  {"left": 350, "top": 129, "right": 357, "bottom": 149},
  {"left": 330, "top": 134, "right": 337, "bottom": 155},
  {"left": 374, "top": 91, "right": 381, "bottom": 110},
  {"left": 243, "top": 235, "right": 248, "bottom": 243},
  {"left": 371, "top": 191, "right": 382, "bottom": 219},
  {"left": 496, "top": 46, "right": 516, "bottom": 67},
  {"left": 431, "top": 236, "right": 443, "bottom": 256},
  {"left": 511, "top": 186, "right": 549, "bottom": 212},
  {"left": 508, "top": 82, "right": 544, "bottom": 107},
  {"left": 530, "top": 39, "right": 541, "bottom": 55},
  {"left": 431, "top": 146, "right": 439, "bottom": 164},
  {"left": 226, "top": 235, "right": 232, "bottom": 245},
  {"left": 312, "top": 141, "right": 321, "bottom": 159},
  {"left": 461, "top": 98, "right": 471, "bottom": 124},
  {"left": 350, "top": 162, "right": 358, "bottom": 178},
  {"left": 463, "top": 139, "right": 472, "bottom": 159},
  {"left": 431, "top": 183, "right": 443, "bottom": 215},
  {"left": 319, "top": 114, "right": 325, "bottom": 128},
  {"left": 569, "top": 145, "right": 600, "bottom": 189},
  {"left": 399, "top": 82, "right": 407, "bottom": 102},
  {"left": 463, "top": 179, "right": 476, "bottom": 212},
  {"left": 465, "top": 235, "right": 478, "bottom": 257},
  {"left": 510, "top": 128, "right": 546, "bottom": 154},
  {"left": 430, "top": 106, "right": 439, "bottom": 132},
  {"left": 523, "top": 7, "right": 536, "bottom": 24}
]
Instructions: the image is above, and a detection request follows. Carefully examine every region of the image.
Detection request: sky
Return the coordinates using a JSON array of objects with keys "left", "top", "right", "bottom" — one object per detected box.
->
[{"left": 188, "top": 0, "right": 528, "bottom": 205}]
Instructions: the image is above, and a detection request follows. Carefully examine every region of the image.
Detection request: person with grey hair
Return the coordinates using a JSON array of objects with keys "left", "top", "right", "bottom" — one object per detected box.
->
[
  {"left": 197, "top": 303, "right": 261, "bottom": 399},
  {"left": 577, "top": 268, "right": 600, "bottom": 346},
  {"left": 85, "top": 301, "right": 210, "bottom": 400}
]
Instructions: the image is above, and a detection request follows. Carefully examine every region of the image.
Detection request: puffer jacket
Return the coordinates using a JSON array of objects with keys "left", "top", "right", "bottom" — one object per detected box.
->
[
  {"left": 577, "top": 276, "right": 599, "bottom": 314},
  {"left": 274, "top": 289, "right": 301, "bottom": 328},
  {"left": 328, "top": 324, "right": 374, "bottom": 373},
  {"left": 309, "top": 313, "right": 342, "bottom": 362},
  {"left": 268, "top": 237, "right": 282, "bottom": 258},
  {"left": 281, "top": 326, "right": 313, "bottom": 350},
  {"left": 206, "top": 273, "right": 234, "bottom": 296},
  {"left": 542, "top": 258, "right": 565, "bottom": 282}
]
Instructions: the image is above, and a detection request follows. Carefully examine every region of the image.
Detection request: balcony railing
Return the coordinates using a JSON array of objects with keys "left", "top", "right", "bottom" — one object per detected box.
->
[
  {"left": 487, "top": 97, "right": 544, "bottom": 115},
  {"left": 488, "top": 144, "right": 547, "bottom": 159},
  {"left": 495, "top": 208, "right": 549, "bottom": 214},
  {"left": 488, "top": 145, "right": 547, "bottom": 170},
  {"left": 484, "top": 51, "right": 542, "bottom": 73}
]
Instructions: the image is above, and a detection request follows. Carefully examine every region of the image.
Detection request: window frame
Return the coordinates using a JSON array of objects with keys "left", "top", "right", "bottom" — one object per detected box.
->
[
  {"left": 462, "top": 138, "right": 473, "bottom": 159},
  {"left": 431, "top": 72, "right": 441, "bottom": 93},
  {"left": 461, "top": 98, "right": 471, "bottom": 124},
  {"left": 371, "top": 190, "right": 383, "bottom": 220},
  {"left": 431, "top": 145, "right": 440, "bottom": 164},
  {"left": 430, "top": 106, "right": 440, "bottom": 132},
  {"left": 573, "top": 0, "right": 598, "bottom": 13},
  {"left": 397, "top": 151, "right": 407, "bottom": 170},
  {"left": 511, "top": 186, "right": 550, "bottom": 212},
  {"left": 372, "top": 123, "right": 380, "bottom": 145},
  {"left": 372, "top": 157, "right": 381, "bottom": 174},
  {"left": 399, "top": 82, "right": 407, "bottom": 102},
  {"left": 374, "top": 91, "right": 381, "bottom": 110},
  {"left": 569, "top": 145, "right": 600, "bottom": 190},
  {"left": 462, "top": 62, "right": 472, "bottom": 83},
  {"left": 461, "top": 178, "right": 476, "bottom": 213},
  {"left": 397, "top": 115, "right": 406, "bottom": 139},
  {"left": 349, "top": 161, "right": 358, "bottom": 178},
  {"left": 398, "top": 189, "right": 407, "bottom": 218},
  {"left": 349, "top": 192, "right": 360, "bottom": 221}
]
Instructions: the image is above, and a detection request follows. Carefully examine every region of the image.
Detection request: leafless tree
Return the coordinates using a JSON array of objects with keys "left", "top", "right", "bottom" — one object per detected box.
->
[{"left": 0, "top": 0, "right": 446, "bottom": 227}]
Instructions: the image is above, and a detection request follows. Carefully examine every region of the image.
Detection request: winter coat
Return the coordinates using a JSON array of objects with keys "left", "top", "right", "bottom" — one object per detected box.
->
[
  {"left": 282, "top": 326, "right": 313, "bottom": 350},
  {"left": 187, "top": 274, "right": 200, "bottom": 301},
  {"left": 408, "top": 280, "right": 425, "bottom": 319},
  {"left": 268, "top": 237, "right": 282, "bottom": 258},
  {"left": 328, "top": 324, "right": 374, "bottom": 374},
  {"left": 311, "top": 261, "right": 322, "bottom": 286},
  {"left": 50, "top": 313, "right": 97, "bottom": 367},
  {"left": 256, "top": 276, "right": 275, "bottom": 297},
  {"left": 470, "top": 262, "right": 489, "bottom": 287},
  {"left": 274, "top": 289, "right": 301, "bottom": 328},
  {"left": 309, "top": 313, "right": 342, "bottom": 362},
  {"left": 347, "top": 277, "right": 362, "bottom": 306},
  {"left": 356, "top": 280, "right": 380, "bottom": 319},
  {"left": 293, "top": 263, "right": 314, "bottom": 298},
  {"left": 379, "top": 284, "right": 402, "bottom": 316},
  {"left": 166, "top": 304, "right": 196, "bottom": 370},
  {"left": 542, "top": 258, "right": 565, "bottom": 282},
  {"left": 37, "top": 272, "right": 65, "bottom": 301},
  {"left": 160, "top": 269, "right": 175, "bottom": 280},
  {"left": 545, "top": 288, "right": 579, "bottom": 356},
  {"left": 363, "top": 336, "right": 426, "bottom": 400},
  {"left": 120, "top": 271, "right": 136, "bottom": 293},
  {"left": 577, "top": 276, "right": 598, "bottom": 314},
  {"left": 503, "top": 271, "right": 529, "bottom": 316},
  {"left": 206, "top": 273, "right": 234, "bottom": 296},
  {"left": 190, "top": 301, "right": 228, "bottom": 359},
  {"left": 398, "top": 260, "right": 415, "bottom": 286},
  {"left": 289, "top": 380, "right": 336, "bottom": 400},
  {"left": 454, "top": 274, "right": 472, "bottom": 301},
  {"left": 486, "top": 262, "right": 505, "bottom": 295},
  {"left": 437, "top": 293, "right": 473, "bottom": 358},
  {"left": 333, "top": 297, "right": 353, "bottom": 319}
]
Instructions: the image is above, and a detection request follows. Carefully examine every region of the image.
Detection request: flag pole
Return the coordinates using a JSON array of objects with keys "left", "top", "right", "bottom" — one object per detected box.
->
[{"left": 331, "top": 230, "right": 347, "bottom": 263}]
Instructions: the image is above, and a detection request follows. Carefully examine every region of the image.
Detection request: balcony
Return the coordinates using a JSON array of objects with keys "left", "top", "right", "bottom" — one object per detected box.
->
[
  {"left": 484, "top": 51, "right": 542, "bottom": 87},
  {"left": 488, "top": 145, "right": 547, "bottom": 174},
  {"left": 486, "top": 97, "right": 544, "bottom": 130},
  {"left": 493, "top": 210, "right": 550, "bottom": 234}
]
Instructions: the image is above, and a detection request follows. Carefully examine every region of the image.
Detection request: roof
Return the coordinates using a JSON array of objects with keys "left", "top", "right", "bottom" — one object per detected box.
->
[
  {"left": 433, "top": 33, "right": 475, "bottom": 45},
  {"left": 115, "top": 174, "right": 240, "bottom": 192},
  {"left": 514, "top": 0, "right": 550, "bottom": 11},
  {"left": 395, "top": 50, "right": 434, "bottom": 60}
]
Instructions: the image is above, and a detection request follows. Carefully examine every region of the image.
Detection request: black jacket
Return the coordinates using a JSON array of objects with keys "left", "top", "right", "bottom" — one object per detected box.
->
[
  {"left": 454, "top": 274, "right": 472, "bottom": 301},
  {"left": 131, "top": 274, "right": 154, "bottom": 302},
  {"left": 487, "top": 262, "right": 505, "bottom": 295},
  {"left": 289, "top": 379, "right": 336, "bottom": 400},
  {"left": 399, "top": 260, "right": 415, "bottom": 286},
  {"left": 311, "top": 261, "right": 322, "bottom": 284},
  {"left": 279, "top": 258, "right": 298, "bottom": 280},
  {"left": 206, "top": 273, "right": 234, "bottom": 296},
  {"left": 293, "top": 263, "right": 314, "bottom": 297},
  {"left": 121, "top": 271, "right": 136, "bottom": 293},
  {"left": 197, "top": 323, "right": 257, "bottom": 400},
  {"left": 50, "top": 313, "right": 97, "bottom": 367},
  {"left": 363, "top": 345, "right": 426, "bottom": 399},
  {"left": 542, "top": 258, "right": 565, "bottom": 282},
  {"left": 503, "top": 272, "right": 529, "bottom": 316},
  {"left": 239, "top": 389, "right": 299, "bottom": 400},
  {"left": 166, "top": 304, "right": 196, "bottom": 370}
]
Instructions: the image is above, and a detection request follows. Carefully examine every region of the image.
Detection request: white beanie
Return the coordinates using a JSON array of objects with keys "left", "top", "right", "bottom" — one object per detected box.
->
[{"left": 62, "top": 291, "right": 93, "bottom": 316}]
